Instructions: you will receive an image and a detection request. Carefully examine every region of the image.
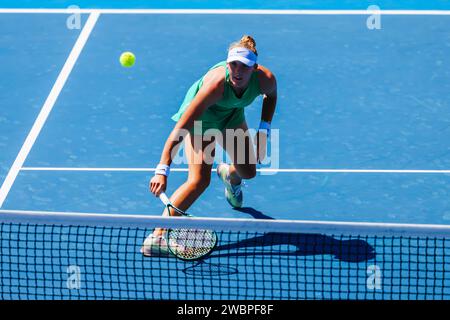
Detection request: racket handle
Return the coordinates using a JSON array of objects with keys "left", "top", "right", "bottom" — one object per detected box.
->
[{"left": 159, "top": 192, "right": 171, "bottom": 206}]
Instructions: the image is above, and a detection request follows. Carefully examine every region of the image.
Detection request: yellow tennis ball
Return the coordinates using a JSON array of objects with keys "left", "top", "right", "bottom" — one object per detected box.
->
[{"left": 119, "top": 51, "right": 135, "bottom": 67}]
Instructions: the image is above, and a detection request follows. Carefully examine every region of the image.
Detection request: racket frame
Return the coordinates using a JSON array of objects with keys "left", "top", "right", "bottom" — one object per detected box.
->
[{"left": 158, "top": 192, "right": 218, "bottom": 261}]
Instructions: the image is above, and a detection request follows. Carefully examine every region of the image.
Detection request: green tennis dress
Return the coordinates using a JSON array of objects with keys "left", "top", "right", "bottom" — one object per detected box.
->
[{"left": 171, "top": 61, "right": 262, "bottom": 134}]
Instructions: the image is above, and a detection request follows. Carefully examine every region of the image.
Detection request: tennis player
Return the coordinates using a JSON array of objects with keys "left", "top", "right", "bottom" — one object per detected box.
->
[{"left": 142, "top": 35, "right": 277, "bottom": 256}]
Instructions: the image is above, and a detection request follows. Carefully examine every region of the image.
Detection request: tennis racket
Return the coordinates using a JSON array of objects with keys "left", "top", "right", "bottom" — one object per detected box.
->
[{"left": 158, "top": 192, "right": 218, "bottom": 261}]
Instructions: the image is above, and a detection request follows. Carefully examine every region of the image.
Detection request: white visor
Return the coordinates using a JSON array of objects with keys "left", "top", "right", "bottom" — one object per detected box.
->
[{"left": 226, "top": 47, "right": 257, "bottom": 67}]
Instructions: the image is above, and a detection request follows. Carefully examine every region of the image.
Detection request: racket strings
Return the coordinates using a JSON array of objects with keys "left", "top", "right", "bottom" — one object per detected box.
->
[{"left": 168, "top": 228, "right": 217, "bottom": 260}]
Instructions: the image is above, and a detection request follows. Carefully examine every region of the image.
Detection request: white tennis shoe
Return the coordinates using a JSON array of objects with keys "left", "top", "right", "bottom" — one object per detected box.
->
[{"left": 217, "top": 163, "right": 243, "bottom": 208}]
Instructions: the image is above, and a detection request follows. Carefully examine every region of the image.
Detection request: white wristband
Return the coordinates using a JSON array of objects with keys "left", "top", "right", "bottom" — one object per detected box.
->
[
  {"left": 258, "top": 121, "right": 271, "bottom": 138},
  {"left": 155, "top": 164, "right": 170, "bottom": 177}
]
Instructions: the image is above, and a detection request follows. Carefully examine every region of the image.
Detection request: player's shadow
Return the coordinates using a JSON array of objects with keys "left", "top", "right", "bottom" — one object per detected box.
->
[
  {"left": 220, "top": 207, "right": 375, "bottom": 263},
  {"left": 183, "top": 232, "right": 375, "bottom": 277},
  {"left": 233, "top": 207, "right": 275, "bottom": 220},
  {"left": 183, "top": 207, "right": 375, "bottom": 277},
  {"left": 213, "top": 232, "right": 375, "bottom": 263}
]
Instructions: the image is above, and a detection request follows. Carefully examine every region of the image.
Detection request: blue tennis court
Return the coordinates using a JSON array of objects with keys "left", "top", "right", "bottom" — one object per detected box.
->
[{"left": 1, "top": 0, "right": 450, "bottom": 300}]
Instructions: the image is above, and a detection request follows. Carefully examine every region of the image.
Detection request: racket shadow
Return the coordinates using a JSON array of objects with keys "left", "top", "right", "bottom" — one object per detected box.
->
[{"left": 182, "top": 260, "right": 238, "bottom": 277}]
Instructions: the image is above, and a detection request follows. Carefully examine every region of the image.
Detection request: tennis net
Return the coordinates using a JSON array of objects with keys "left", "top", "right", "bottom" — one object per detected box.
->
[{"left": 1, "top": 209, "right": 450, "bottom": 300}]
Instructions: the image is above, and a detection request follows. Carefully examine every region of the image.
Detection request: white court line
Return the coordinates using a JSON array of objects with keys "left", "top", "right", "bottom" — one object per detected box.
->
[
  {"left": 20, "top": 167, "right": 450, "bottom": 174},
  {"left": 0, "top": 9, "right": 450, "bottom": 15},
  {"left": 0, "top": 12, "right": 100, "bottom": 208}
]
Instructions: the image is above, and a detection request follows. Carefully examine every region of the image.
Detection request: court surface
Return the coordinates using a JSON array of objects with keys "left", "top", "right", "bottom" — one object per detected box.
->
[{"left": 0, "top": 0, "right": 449, "bottom": 300}]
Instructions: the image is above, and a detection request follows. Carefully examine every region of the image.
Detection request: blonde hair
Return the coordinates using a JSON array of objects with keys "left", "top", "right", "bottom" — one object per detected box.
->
[{"left": 229, "top": 35, "right": 258, "bottom": 56}]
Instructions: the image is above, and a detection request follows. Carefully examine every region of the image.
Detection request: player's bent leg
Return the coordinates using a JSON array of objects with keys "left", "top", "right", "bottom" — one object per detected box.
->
[{"left": 217, "top": 121, "right": 257, "bottom": 208}]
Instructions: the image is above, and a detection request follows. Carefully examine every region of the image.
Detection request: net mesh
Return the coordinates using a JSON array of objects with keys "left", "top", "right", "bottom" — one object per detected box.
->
[{"left": 1, "top": 210, "right": 449, "bottom": 300}]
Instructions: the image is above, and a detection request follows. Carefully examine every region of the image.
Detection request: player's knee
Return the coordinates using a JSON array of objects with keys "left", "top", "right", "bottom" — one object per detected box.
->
[
  {"left": 239, "top": 166, "right": 256, "bottom": 180},
  {"left": 188, "top": 175, "right": 211, "bottom": 193}
]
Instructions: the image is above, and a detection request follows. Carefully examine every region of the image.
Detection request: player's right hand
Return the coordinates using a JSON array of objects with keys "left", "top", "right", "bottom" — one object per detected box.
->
[{"left": 149, "top": 174, "right": 167, "bottom": 196}]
